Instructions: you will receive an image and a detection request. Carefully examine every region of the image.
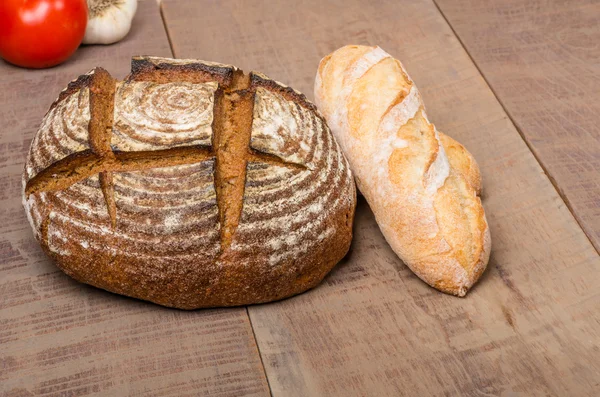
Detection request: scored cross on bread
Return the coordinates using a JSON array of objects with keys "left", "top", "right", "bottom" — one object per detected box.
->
[
  {"left": 23, "top": 57, "right": 356, "bottom": 309},
  {"left": 25, "top": 66, "right": 304, "bottom": 251}
]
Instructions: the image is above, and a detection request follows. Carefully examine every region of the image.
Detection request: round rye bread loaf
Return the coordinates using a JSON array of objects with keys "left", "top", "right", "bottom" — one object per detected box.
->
[{"left": 22, "top": 57, "right": 356, "bottom": 309}]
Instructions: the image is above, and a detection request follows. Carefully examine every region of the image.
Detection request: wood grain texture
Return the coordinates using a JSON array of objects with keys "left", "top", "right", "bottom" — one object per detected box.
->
[
  {"left": 435, "top": 0, "right": 600, "bottom": 252},
  {"left": 0, "top": 2, "right": 269, "bottom": 396},
  {"left": 161, "top": 0, "right": 600, "bottom": 395}
]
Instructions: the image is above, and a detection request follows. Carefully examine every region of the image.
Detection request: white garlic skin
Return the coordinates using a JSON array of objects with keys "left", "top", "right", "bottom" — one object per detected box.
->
[{"left": 83, "top": 0, "right": 138, "bottom": 45}]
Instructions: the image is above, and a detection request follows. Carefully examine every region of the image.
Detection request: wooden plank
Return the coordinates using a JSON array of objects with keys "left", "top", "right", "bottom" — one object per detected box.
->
[
  {"left": 161, "top": 0, "right": 600, "bottom": 395},
  {"left": 0, "top": 2, "right": 269, "bottom": 396},
  {"left": 435, "top": 0, "right": 600, "bottom": 252}
]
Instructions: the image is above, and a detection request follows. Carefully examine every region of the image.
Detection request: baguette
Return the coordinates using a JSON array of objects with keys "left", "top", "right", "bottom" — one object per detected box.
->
[{"left": 315, "top": 45, "right": 490, "bottom": 296}]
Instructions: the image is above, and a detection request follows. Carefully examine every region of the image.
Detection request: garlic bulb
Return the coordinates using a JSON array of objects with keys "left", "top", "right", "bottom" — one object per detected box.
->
[{"left": 83, "top": 0, "right": 138, "bottom": 45}]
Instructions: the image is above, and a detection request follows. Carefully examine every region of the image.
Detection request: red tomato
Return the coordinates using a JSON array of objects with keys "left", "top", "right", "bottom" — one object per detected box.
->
[{"left": 0, "top": 0, "right": 88, "bottom": 69}]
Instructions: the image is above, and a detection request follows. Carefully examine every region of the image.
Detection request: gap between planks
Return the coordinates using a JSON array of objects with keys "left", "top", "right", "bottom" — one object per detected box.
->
[
  {"left": 159, "top": 2, "right": 178, "bottom": 59},
  {"left": 247, "top": 307, "right": 275, "bottom": 397},
  {"left": 432, "top": 0, "right": 600, "bottom": 258},
  {"left": 156, "top": 3, "right": 274, "bottom": 395}
]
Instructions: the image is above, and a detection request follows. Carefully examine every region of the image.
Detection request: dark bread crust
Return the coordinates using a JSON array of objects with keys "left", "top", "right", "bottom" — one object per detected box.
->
[
  {"left": 23, "top": 57, "right": 357, "bottom": 309},
  {"left": 49, "top": 71, "right": 97, "bottom": 112},
  {"left": 129, "top": 56, "right": 236, "bottom": 86}
]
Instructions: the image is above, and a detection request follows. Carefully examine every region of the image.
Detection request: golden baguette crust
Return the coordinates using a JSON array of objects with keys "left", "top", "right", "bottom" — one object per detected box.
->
[
  {"left": 315, "top": 45, "right": 490, "bottom": 296},
  {"left": 23, "top": 57, "right": 356, "bottom": 309},
  {"left": 439, "top": 132, "right": 482, "bottom": 196}
]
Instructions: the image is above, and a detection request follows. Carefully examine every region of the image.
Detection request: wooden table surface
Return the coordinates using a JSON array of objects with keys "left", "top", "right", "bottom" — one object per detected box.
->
[{"left": 1, "top": 0, "right": 599, "bottom": 396}]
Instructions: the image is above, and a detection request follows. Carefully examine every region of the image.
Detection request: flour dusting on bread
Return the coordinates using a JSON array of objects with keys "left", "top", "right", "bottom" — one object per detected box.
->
[
  {"left": 22, "top": 56, "right": 356, "bottom": 309},
  {"left": 315, "top": 45, "right": 490, "bottom": 296}
]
